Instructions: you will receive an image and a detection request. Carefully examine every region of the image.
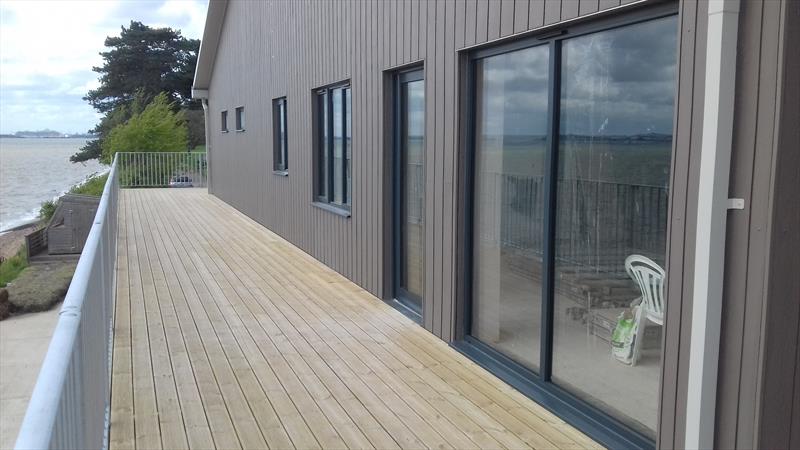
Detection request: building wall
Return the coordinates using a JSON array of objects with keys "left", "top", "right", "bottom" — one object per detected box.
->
[
  {"left": 204, "top": 0, "right": 797, "bottom": 448},
  {"left": 207, "top": 0, "right": 663, "bottom": 344}
]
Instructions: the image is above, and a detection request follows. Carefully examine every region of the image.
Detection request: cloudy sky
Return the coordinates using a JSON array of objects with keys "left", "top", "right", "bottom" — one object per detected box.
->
[{"left": 0, "top": 0, "right": 208, "bottom": 135}]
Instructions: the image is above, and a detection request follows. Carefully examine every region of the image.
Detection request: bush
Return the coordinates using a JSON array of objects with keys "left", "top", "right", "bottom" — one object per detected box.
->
[
  {"left": 70, "top": 173, "right": 109, "bottom": 197},
  {"left": 101, "top": 92, "right": 188, "bottom": 163},
  {"left": 0, "top": 247, "right": 28, "bottom": 288},
  {"left": 39, "top": 200, "right": 57, "bottom": 222}
]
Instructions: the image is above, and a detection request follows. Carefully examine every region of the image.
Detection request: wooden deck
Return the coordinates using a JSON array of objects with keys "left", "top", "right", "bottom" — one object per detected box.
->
[{"left": 109, "top": 188, "right": 599, "bottom": 450}]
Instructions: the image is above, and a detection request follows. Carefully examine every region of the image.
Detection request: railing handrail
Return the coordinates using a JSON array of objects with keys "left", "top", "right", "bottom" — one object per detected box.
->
[
  {"left": 117, "top": 151, "right": 207, "bottom": 188},
  {"left": 15, "top": 155, "right": 119, "bottom": 450}
]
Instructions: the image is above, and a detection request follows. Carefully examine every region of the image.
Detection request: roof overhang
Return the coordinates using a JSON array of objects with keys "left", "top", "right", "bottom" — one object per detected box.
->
[{"left": 192, "top": 0, "right": 229, "bottom": 98}]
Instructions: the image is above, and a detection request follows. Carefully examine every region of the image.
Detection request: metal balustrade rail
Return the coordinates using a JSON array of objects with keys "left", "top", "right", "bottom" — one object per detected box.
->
[
  {"left": 117, "top": 151, "right": 207, "bottom": 188},
  {"left": 15, "top": 155, "right": 119, "bottom": 450}
]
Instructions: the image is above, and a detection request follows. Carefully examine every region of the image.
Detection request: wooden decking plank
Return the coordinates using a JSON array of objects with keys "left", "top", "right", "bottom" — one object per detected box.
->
[
  {"left": 201, "top": 193, "right": 581, "bottom": 450},
  {"left": 134, "top": 191, "right": 214, "bottom": 449},
  {"left": 191, "top": 198, "right": 549, "bottom": 449},
  {"left": 109, "top": 189, "right": 601, "bottom": 450},
  {"left": 129, "top": 191, "right": 190, "bottom": 450},
  {"left": 125, "top": 190, "right": 162, "bottom": 450},
  {"left": 178, "top": 195, "right": 524, "bottom": 448},
  {"left": 140, "top": 191, "right": 282, "bottom": 450},
  {"left": 171, "top": 194, "right": 469, "bottom": 449},
  {"left": 148, "top": 191, "right": 323, "bottom": 450},
  {"left": 163, "top": 192, "right": 381, "bottom": 449},
  {"left": 110, "top": 192, "right": 134, "bottom": 449}
]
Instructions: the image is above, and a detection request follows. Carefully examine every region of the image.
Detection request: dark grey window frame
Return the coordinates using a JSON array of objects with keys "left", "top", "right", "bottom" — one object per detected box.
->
[
  {"left": 272, "top": 97, "right": 288, "bottom": 175},
  {"left": 235, "top": 106, "right": 245, "bottom": 131},
  {"left": 391, "top": 66, "right": 425, "bottom": 324},
  {"left": 312, "top": 80, "right": 352, "bottom": 216},
  {"left": 220, "top": 110, "right": 228, "bottom": 133},
  {"left": 453, "top": 4, "right": 679, "bottom": 450}
]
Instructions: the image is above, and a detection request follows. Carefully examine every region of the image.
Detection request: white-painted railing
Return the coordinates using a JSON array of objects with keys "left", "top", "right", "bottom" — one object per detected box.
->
[
  {"left": 15, "top": 155, "right": 119, "bottom": 450},
  {"left": 117, "top": 151, "right": 207, "bottom": 188}
]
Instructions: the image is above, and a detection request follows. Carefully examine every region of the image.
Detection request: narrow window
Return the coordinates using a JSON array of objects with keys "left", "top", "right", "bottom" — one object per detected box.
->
[
  {"left": 221, "top": 110, "right": 228, "bottom": 132},
  {"left": 235, "top": 106, "right": 244, "bottom": 131},
  {"left": 314, "top": 82, "right": 351, "bottom": 211},
  {"left": 272, "top": 97, "right": 288, "bottom": 172}
]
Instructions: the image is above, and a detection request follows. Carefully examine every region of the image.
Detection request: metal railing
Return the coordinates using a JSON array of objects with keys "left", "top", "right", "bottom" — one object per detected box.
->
[
  {"left": 473, "top": 172, "right": 669, "bottom": 275},
  {"left": 117, "top": 151, "right": 207, "bottom": 188},
  {"left": 15, "top": 155, "right": 119, "bottom": 450}
]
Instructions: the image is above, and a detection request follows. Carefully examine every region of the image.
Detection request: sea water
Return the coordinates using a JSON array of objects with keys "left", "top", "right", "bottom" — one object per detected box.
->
[{"left": 0, "top": 137, "right": 106, "bottom": 231}]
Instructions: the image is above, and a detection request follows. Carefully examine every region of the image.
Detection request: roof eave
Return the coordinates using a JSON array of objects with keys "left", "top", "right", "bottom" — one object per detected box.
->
[{"left": 192, "top": 0, "right": 229, "bottom": 95}]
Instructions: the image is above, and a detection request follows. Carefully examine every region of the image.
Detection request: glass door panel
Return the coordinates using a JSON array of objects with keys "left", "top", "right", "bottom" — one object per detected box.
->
[
  {"left": 395, "top": 72, "right": 425, "bottom": 314},
  {"left": 470, "top": 44, "right": 550, "bottom": 371},
  {"left": 551, "top": 15, "right": 678, "bottom": 438}
]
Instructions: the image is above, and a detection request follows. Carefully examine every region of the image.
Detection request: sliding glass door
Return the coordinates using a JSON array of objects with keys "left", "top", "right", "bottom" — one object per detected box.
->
[
  {"left": 466, "top": 11, "right": 677, "bottom": 445},
  {"left": 471, "top": 44, "right": 550, "bottom": 371}
]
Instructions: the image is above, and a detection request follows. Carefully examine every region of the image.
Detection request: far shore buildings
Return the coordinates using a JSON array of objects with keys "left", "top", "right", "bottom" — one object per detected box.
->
[{"left": 192, "top": 1, "right": 800, "bottom": 448}]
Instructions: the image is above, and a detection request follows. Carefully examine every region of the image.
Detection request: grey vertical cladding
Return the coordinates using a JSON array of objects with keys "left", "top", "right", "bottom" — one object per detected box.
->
[
  {"left": 206, "top": 0, "right": 690, "bottom": 344},
  {"left": 204, "top": 0, "right": 798, "bottom": 447}
]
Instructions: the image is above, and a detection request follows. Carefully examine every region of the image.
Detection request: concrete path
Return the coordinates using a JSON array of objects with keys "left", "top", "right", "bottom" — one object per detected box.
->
[{"left": 0, "top": 307, "right": 60, "bottom": 449}]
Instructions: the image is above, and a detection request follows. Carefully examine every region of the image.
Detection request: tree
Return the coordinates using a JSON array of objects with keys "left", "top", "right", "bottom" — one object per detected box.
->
[
  {"left": 101, "top": 93, "right": 188, "bottom": 164},
  {"left": 72, "top": 21, "right": 201, "bottom": 162}
]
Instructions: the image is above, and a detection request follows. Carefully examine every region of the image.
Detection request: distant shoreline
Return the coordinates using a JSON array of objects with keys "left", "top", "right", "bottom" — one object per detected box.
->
[{"left": 0, "top": 135, "right": 96, "bottom": 139}]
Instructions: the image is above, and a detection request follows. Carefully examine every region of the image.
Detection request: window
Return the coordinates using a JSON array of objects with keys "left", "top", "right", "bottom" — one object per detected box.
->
[
  {"left": 464, "top": 12, "right": 678, "bottom": 446},
  {"left": 235, "top": 106, "right": 244, "bottom": 131},
  {"left": 273, "top": 97, "right": 288, "bottom": 172},
  {"left": 314, "top": 82, "right": 351, "bottom": 210},
  {"left": 220, "top": 110, "right": 228, "bottom": 132}
]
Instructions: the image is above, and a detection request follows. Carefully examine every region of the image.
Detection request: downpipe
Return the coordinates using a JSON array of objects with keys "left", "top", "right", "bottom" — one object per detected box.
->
[{"left": 685, "top": 0, "right": 741, "bottom": 449}]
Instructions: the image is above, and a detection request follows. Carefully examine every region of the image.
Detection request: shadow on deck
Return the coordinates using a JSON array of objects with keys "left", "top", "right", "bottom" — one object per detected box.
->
[{"left": 110, "top": 188, "right": 600, "bottom": 450}]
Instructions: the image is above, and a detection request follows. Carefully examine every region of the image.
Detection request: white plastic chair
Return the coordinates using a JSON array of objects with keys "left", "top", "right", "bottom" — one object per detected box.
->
[{"left": 625, "top": 255, "right": 665, "bottom": 365}]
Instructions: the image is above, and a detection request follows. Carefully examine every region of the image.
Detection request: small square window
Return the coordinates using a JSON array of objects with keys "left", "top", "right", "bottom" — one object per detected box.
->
[
  {"left": 235, "top": 106, "right": 245, "bottom": 131},
  {"left": 220, "top": 110, "right": 228, "bottom": 132}
]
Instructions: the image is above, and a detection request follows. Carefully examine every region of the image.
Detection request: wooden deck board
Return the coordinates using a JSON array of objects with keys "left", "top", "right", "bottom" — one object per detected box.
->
[{"left": 110, "top": 188, "right": 601, "bottom": 450}]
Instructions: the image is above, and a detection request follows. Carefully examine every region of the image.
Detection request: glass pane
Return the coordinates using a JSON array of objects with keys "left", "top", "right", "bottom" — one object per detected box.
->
[
  {"left": 332, "top": 88, "right": 344, "bottom": 205},
  {"left": 552, "top": 16, "right": 677, "bottom": 438},
  {"left": 280, "top": 101, "right": 287, "bottom": 170},
  {"left": 471, "top": 44, "right": 550, "bottom": 371},
  {"left": 345, "top": 87, "right": 352, "bottom": 205},
  {"left": 400, "top": 78, "right": 425, "bottom": 302},
  {"left": 318, "top": 93, "right": 328, "bottom": 198}
]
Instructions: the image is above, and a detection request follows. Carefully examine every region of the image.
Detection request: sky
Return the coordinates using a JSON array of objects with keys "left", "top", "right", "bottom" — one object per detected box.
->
[{"left": 0, "top": 0, "right": 208, "bottom": 135}]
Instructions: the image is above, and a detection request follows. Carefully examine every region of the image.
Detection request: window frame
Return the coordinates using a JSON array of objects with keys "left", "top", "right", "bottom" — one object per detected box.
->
[
  {"left": 220, "top": 110, "right": 228, "bottom": 133},
  {"left": 313, "top": 80, "right": 352, "bottom": 216},
  {"left": 234, "top": 106, "right": 245, "bottom": 132},
  {"left": 454, "top": 4, "right": 679, "bottom": 450},
  {"left": 272, "top": 97, "right": 288, "bottom": 175}
]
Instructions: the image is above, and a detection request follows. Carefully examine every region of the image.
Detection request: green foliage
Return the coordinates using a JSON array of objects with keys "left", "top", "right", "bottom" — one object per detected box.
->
[
  {"left": 39, "top": 200, "right": 57, "bottom": 222},
  {"left": 102, "top": 93, "right": 188, "bottom": 163},
  {"left": 184, "top": 107, "right": 206, "bottom": 150},
  {"left": 70, "top": 173, "right": 109, "bottom": 197},
  {"left": 72, "top": 21, "right": 202, "bottom": 162},
  {"left": 0, "top": 247, "right": 28, "bottom": 288},
  {"left": 85, "top": 21, "right": 199, "bottom": 113}
]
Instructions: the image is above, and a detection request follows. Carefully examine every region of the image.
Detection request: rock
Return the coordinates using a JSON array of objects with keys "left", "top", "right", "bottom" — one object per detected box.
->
[
  {"left": 6, "top": 262, "right": 76, "bottom": 313},
  {"left": 0, "top": 289, "right": 10, "bottom": 320}
]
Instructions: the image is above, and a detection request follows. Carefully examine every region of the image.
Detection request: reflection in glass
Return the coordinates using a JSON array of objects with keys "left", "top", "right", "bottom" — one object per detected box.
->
[
  {"left": 471, "top": 44, "right": 550, "bottom": 371},
  {"left": 345, "top": 87, "right": 351, "bottom": 205},
  {"left": 318, "top": 92, "right": 328, "bottom": 198},
  {"left": 332, "top": 89, "right": 344, "bottom": 205},
  {"left": 399, "top": 79, "right": 425, "bottom": 307},
  {"left": 551, "top": 16, "right": 677, "bottom": 437}
]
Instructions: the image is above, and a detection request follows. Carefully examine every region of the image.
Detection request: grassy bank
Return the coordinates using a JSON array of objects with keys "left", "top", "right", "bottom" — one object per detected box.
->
[{"left": 0, "top": 247, "right": 28, "bottom": 288}]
